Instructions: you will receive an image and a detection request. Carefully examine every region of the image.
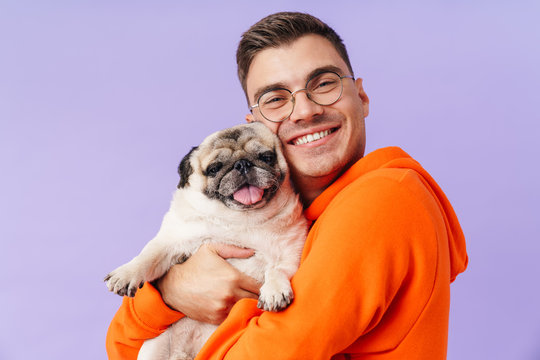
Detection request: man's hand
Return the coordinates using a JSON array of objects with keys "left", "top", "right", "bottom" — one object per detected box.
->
[{"left": 155, "top": 243, "right": 260, "bottom": 324}]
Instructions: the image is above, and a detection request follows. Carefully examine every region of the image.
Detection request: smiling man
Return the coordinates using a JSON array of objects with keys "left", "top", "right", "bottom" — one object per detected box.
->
[
  {"left": 243, "top": 34, "right": 369, "bottom": 206},
  {"left": 107, "top": 12, "right": 468, "bottom": 360}
]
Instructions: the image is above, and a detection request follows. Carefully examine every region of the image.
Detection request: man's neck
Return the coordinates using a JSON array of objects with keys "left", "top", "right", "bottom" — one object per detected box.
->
[
  {"left": 293, "top": 157, "right": 363, "bottom": 208},
  {"left": 293, "top": 171, "right": 339, "bottom": 208}
]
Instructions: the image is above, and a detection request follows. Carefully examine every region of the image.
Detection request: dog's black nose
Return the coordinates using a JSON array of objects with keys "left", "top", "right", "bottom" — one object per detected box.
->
[{"left": 234, "top": 159, "right": 253, "bottom": 175}]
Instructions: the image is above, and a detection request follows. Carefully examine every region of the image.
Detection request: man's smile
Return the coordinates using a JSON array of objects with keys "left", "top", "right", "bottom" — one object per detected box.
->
[{"left": 290, "top": 127, "right": 338, "bottom": 146}]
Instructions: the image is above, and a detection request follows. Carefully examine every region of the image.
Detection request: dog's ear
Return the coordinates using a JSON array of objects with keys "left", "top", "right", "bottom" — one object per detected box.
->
[{"left": 177, "top": 146, "right": 198, "bottom": 189}]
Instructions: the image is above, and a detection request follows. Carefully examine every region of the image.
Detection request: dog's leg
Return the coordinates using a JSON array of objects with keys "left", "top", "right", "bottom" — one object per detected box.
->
[
  {"left": 168, "top": 319, "right": 218, "bottom": 360},
  {"left": 105, "top": 235, "right": 191, "bottom": 297},
  {"left": 137, "top": 330, "right": 170, "bottom": 360},
  {"left": 257, "top": 267, "right": 295, "bottom": 312}
]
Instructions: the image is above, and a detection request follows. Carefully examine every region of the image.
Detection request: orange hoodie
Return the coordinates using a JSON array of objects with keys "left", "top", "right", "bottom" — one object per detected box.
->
[{"left": 106, "top": 146, "right": 468, "bottom": 360}]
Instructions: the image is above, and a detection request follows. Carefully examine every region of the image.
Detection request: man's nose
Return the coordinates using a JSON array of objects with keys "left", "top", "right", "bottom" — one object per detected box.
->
[{"left": 288, "top": 90, "right": 323, "bottom": 123}]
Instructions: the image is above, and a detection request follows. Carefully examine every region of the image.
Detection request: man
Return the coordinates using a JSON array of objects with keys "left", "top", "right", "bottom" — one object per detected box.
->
[{"left": 107, "top": 12, "right": 468, "bottom": 359}]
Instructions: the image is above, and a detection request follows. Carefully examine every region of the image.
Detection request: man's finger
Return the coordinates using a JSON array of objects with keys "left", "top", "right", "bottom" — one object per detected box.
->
[
  {"left": 235, "top": 288, "right": 260, "bottom": 300},
  {"left": 237, "top": 272, "right": 261, "bottom": 295},
  {"left": 211, "top": 243, "right": 255, "bottom": 259}
]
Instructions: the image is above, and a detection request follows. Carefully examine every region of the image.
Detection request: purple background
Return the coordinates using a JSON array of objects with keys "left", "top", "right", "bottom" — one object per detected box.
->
[{"left": 1, "top": 1, "right": 539, "bottom": 359}]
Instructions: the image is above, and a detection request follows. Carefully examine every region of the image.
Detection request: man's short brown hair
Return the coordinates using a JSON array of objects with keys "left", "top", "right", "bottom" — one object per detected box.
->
[{"left": 236, "top": 12, "right": 354, "bottom": 100}]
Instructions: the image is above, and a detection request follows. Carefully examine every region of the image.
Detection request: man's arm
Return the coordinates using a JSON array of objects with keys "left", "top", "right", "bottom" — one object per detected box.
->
[
  {"left": 106, "top": 282, "right": 184, "bottom": 359},
  {"left": 106, "top": 244, "right": 260, "bottom": 359},
  {"left": 195, "top": 172, "right": 446, "bottom": 359}
]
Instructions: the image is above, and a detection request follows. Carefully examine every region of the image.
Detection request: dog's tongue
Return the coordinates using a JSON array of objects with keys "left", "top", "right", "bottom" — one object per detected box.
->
[{"left": 233, "top": 185, "right": 264, "bottom": 205}]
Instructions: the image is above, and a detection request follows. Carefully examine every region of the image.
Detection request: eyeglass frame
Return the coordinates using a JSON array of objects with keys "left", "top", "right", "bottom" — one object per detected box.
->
[{"left": 249, "top": 71, "right": 355, "bottom": 123}]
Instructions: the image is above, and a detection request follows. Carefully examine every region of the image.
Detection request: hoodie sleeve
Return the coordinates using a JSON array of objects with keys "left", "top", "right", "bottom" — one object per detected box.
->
[
  {"left": 106, "top": 282, "right": 184, "bottom": 359},
  {"left": 195, "top": 168, "right": 457, "bottom": 359}
]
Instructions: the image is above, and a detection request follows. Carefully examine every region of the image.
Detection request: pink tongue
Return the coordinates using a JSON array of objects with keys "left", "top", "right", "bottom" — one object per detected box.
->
[{"left": 233, "top": 185, "right": 264, "bottom": 205}]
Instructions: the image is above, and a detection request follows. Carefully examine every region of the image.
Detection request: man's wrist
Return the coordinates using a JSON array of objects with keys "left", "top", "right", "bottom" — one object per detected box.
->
[
  {"left": 131, "top": 282, "right": 184, "bottom": 331},
  {"left": 152, "top": 276, "right": 177, "bottom": 311}
]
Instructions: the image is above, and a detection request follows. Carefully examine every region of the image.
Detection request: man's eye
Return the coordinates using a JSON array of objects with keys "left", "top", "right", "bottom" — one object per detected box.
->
[
  {"left": 312, "top": 79, "right": 338, "bottom": 92},
  {"left": 264, "top": 96, "right": 287, "bottom": 106},
  {"left": 318, "top": 80, "right": 337, "bottom": 87},
  {"left": 260, "top": 89, "right": 290, "bottom": 109},
  {"left": 259, "top": 151, "right": 276, "bottom": 165},
  {"left": 206, "top": 162, "right": 222, "bottom": 177}
]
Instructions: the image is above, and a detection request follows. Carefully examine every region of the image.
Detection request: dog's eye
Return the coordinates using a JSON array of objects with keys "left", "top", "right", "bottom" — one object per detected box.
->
[
  {"left": 205, "top": 162, "right": 222, "bottom": 177},
  {"left": 259, "top": 151, "right": 276, "bottom": 165}
]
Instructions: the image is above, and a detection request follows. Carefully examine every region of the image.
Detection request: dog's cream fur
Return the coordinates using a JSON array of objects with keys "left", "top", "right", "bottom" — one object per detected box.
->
[{"left": 106, "top": 122, "right": 307, "bottom": 359}]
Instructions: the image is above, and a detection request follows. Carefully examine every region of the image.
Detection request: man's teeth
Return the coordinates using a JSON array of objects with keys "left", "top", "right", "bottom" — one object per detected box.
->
[{"left": 294, "top": 129, "right": 332, "bottom": 145}]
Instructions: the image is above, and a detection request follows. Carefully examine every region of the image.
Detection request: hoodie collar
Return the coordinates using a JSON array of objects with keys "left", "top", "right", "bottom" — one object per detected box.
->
[
  {"left": 304, "top": 146, "right": 468, "bottom": 282},
  {"left": 305, "top": 147, "right": 411, "bottom": 221}
]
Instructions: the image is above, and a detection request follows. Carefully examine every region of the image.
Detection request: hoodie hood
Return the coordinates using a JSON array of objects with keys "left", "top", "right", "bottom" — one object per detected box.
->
[{"left": 305, "top": 146, "right": 468, "bottom": 282}]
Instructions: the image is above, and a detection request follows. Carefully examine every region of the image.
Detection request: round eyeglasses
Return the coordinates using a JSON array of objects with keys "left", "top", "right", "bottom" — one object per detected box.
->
[{"left": 249, "top": 71, "right": 355, "bottom": 123}]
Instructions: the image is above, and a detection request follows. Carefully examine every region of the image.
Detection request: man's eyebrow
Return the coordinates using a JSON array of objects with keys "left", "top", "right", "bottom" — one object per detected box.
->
[{"left": 305, "top": 65, "right": 347, "bottom": 81}]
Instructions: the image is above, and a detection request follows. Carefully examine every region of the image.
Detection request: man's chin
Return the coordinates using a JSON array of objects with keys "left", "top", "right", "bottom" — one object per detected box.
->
[{"left": 290, "top": 157, "right": 343, "bottom": 180}]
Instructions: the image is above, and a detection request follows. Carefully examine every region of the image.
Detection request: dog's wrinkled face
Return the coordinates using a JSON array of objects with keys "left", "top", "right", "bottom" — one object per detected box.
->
[{"left": 178, "top": 122, "right": 288, "bottom": 210}]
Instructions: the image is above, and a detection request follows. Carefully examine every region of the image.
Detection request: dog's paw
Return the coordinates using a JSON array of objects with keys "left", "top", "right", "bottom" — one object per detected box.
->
[
  {"left": 257, "top": 277, "right": 294, "bottom": 312},
  {"left": 104, "top": 263, "right": 146, "bottom": 297}
]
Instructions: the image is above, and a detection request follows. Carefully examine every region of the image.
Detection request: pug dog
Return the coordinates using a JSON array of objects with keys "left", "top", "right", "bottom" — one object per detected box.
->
[{"left": 105, "top": 122, "right": 308, "bottom": 360}]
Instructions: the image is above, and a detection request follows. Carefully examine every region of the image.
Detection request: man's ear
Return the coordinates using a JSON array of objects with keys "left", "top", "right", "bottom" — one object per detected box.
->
[
  {"left": 246, "top": 113, "right": 255, "bottom": 123},
  {"left": 355, "top": 78, "right": 370, "bottom": 118},
  {"left": 177, "top": 146, "right": 198, "bottom": 188}
]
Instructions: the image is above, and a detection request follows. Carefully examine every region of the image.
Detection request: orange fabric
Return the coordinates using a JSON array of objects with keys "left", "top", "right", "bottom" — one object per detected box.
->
[
  {"left": 106, "top": 146, "right": 468, "bottom": 360},
  {"left": 106, "top": 282, "right": 184, "bottom": 359}
]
